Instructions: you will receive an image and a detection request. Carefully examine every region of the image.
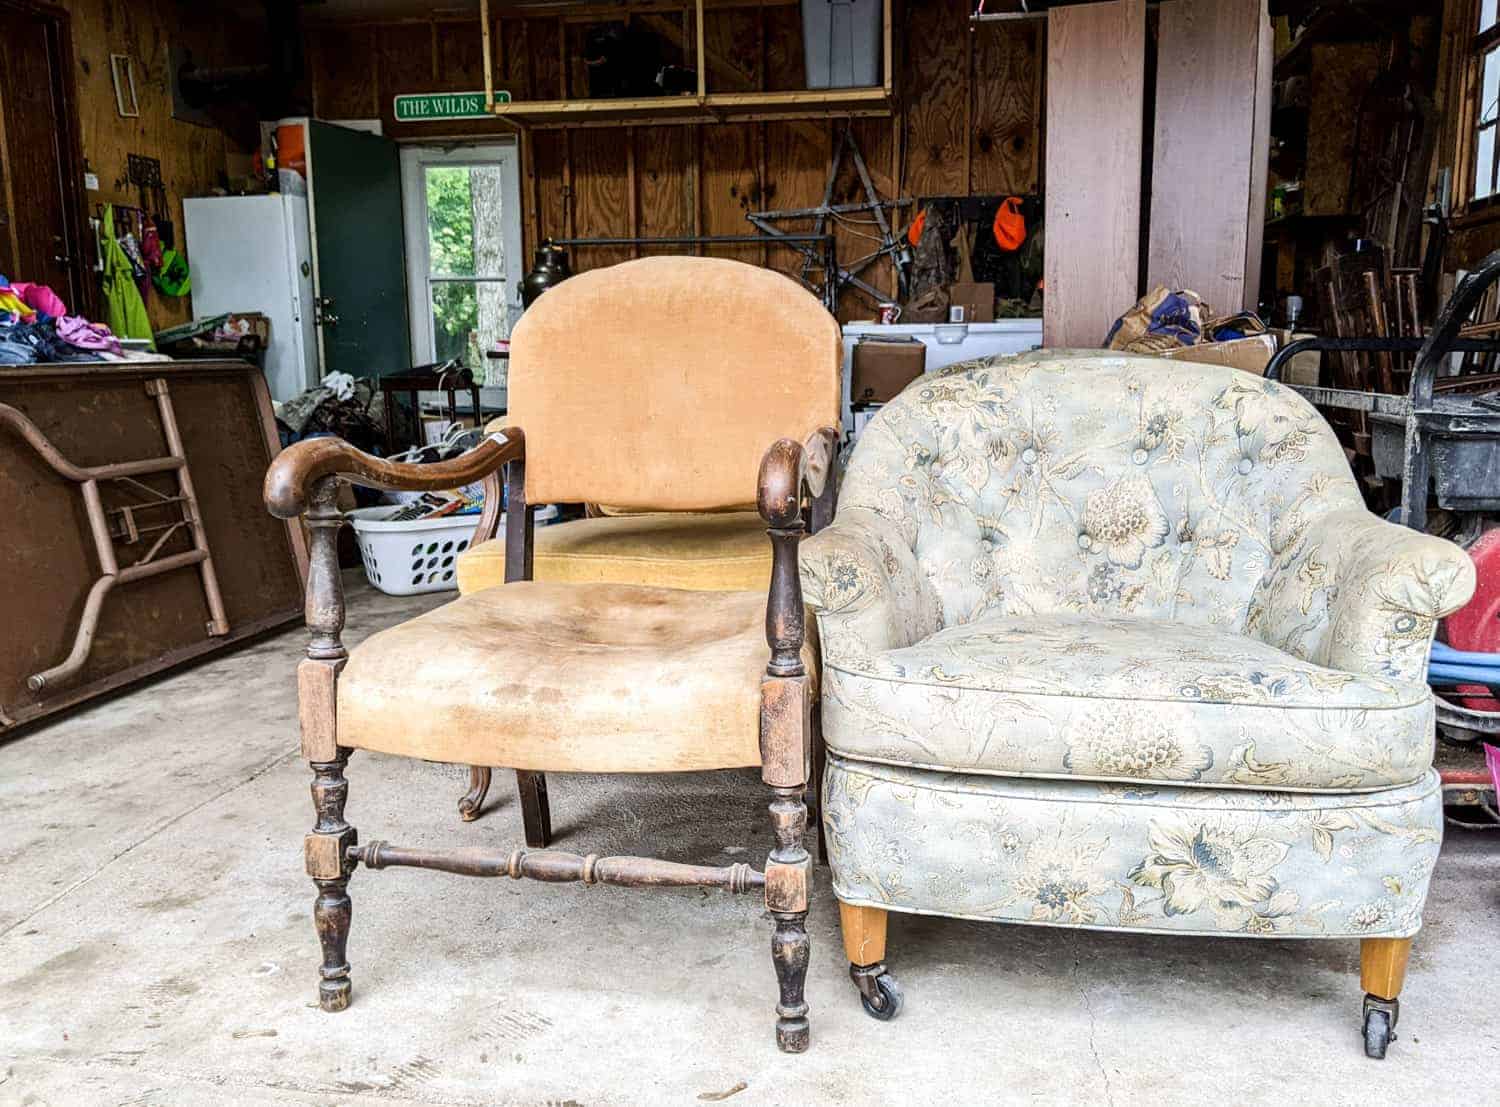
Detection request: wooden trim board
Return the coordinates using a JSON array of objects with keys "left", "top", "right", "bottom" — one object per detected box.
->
[
  {"left": 1044, "top": 0, "right": 1146, "bottom": 347},
  {"left": 1147, "top": 0, "right": 1272, "bottom": 314}
]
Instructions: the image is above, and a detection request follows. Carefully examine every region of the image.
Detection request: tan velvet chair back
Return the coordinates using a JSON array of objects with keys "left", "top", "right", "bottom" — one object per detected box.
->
[{"left": 505, "top": 256, "right": 842, "bottom": 510}]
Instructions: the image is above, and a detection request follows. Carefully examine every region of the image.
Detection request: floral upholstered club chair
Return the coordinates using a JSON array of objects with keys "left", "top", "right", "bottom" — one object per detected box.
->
[
  {"left": 264, "top": 256, "right": 841, "bottom": 1052},
  {"left": 804, "top": 349, "right": 1474, "bottom": 1058}
]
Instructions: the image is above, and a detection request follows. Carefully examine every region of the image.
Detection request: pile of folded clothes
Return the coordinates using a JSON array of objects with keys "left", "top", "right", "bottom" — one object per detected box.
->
[{"left": 0, "top": 276, "right": 131, "bottom": 365}]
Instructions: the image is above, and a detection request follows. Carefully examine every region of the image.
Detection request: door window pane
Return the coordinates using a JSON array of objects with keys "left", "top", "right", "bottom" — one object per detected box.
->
[
  {"left": 426, "top": 166, "right": 476, "bottom": 276},
  {"left": 424, "top": 164, "right": 508, "bottom": 279},
  {"left": 430, "top": 281, "right": 508, "bottom": 371},
  {"left": 422, "top": 162, "right": 511, "bottom": 378},
  {"left": 1483, "top": 0, "right": 1498, "bottom": 34}
]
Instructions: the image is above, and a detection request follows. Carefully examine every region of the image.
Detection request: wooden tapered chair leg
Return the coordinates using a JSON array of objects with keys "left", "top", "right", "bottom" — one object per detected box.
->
[
  {"left": 840, "top": 901, "right": 902, "bottom": 1022},
  {"left": 840, "top": 902, "right": 887, "bottom": 966},
  {"left": 517, "top": 770, "right": 551, "bottom": 847},
  {"left": 1360, "top": 937, "right": 1411, "bottom": 1059},
  {"left": 458, "top": 766, "right": 492, "bottom": 822}
]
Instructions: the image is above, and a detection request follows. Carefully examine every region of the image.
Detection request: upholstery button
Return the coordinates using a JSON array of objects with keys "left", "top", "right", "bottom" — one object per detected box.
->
[
  {"left": 1180, "top": 541, "right": 1194, "bottom": 553},
  {"left": 1237, "top": 458, "right": 1253, "bottom": 475},
  {"left": 1077, "top": 533, "right": 1091, "bottom": 549},
  {"left": 1022, "top": 448, "right": 1037, "bottom": 465},
  {"left": 1132, "top": 447, "right": 1148, "bottom": 465}
]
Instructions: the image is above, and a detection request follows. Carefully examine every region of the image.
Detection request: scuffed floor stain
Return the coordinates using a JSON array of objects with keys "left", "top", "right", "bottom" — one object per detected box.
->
[{"left": 698, "top": 1080, "right": 748, "bottom": 1101}]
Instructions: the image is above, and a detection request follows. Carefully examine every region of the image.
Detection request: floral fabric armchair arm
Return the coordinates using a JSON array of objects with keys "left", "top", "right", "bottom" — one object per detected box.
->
[
  {"left": 799, "top": 507, "right": 942, "bottom": 669},
  {"left": 1247, "top": 507, "right": 1476, "bottom": 684}
]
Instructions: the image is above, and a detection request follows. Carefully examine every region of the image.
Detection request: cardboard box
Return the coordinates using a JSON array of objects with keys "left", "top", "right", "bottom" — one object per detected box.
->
[
  {"left": 1270, "top": 329, "right": 1322, "bottom": 385},
  {"left": 851, "top": 337, "right": 927, "bottom": 405},
  {"left": 1157, "top": 333, "right": 1278, "bottom": 374},
  {"left": 948, "top": 282, "right": 995, "bottom": 323}
]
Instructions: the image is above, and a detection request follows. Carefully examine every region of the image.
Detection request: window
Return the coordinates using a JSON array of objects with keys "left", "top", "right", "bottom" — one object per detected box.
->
[
  {"left": 400, "top": 144, "right": 523, "bottom": 383},
  {"left": 1472, "top": 2, "right": 1500, "bottom": 201}
]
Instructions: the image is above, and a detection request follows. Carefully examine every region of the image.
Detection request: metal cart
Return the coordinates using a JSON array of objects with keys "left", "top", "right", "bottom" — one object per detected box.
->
[{"left": 1265, "top": 249, "right": 1500, "bottom": 823}]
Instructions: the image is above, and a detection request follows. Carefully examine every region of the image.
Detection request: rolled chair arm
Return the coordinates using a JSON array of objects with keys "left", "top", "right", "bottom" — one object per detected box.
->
[
  {"left": 1248, "top": 508, "right": 1476, "bottom": 685},
  {"left": 799, "top": 507, "right": 941, "bottom": 666},
  {"left": 263, "top": 428, "right": 524, "bottom": 519}
]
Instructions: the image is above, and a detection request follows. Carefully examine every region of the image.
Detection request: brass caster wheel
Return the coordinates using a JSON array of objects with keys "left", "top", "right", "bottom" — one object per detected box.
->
[
  {"left": 850, "top": 962, "right": 902, "bottom": 1021},
  {"left": 1362, "top": 994, "right": 1398, "bottom": 1060}
]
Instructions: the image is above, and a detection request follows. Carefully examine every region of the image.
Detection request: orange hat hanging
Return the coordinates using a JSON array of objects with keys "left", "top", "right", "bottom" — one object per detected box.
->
[
  {"left": 906, "top": 209, "right": 926, "bottom": 246},
  {"left": 993, "top": 197, "right": 1026, "bottom": 251}
]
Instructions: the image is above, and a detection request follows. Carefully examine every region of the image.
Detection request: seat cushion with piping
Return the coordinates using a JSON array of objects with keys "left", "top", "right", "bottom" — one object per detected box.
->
[
  {"left": 456, "top": 511, "right": 771, "bottom": 595},
  {"left": 821, "top": 613, "right": 1433, "bottom": 793},
  {"left": 337, "top": 581, "right": 816, "bottom": 773}
]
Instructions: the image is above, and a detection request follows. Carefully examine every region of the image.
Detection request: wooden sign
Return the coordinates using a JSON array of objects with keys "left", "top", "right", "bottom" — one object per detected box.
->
[{"left": 393, "top": 91, "right": 511, "bottom": 122}]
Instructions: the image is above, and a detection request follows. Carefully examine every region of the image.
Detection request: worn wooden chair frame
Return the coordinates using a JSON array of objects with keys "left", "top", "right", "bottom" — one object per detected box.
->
[{"left": 264, "top": 423, "right": 838, "bottom": 1053}]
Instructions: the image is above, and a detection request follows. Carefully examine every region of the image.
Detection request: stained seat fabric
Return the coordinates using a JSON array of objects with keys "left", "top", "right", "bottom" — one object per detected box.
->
[
  {"left": 336, "top": 581, "right": 815, "bottom": 773},
  {"left": 821, "top": 613, "right": 1434, "bottom": 793}
]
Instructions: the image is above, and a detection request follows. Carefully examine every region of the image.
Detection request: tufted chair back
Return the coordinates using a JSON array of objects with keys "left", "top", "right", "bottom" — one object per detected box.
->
[{"left": 839, "top": 350, "right": 1364, "bottom": 637}]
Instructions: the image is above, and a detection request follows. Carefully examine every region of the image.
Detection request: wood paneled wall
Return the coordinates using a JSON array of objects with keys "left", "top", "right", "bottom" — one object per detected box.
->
[
  {"left": 60, "top": 0, "right": 260, "bottom": 328},
  {"left": 304, "top": 0, "right": 1045, "bottom": 320}
]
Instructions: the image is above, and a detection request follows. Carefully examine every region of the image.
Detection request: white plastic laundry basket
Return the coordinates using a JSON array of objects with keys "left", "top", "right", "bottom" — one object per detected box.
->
[{"left": 348, "top": 506, "right": 480, "bottom": 596}]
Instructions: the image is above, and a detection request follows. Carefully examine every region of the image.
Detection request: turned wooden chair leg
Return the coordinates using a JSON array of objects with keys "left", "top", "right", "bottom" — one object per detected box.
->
[
  {"left": 1360, "top": 937, "right": 1411, "bottom": 1059},
  {"left": 841, "top": 901, "right": 902, "bottom": 1021},
  {"left": 517, "top": 770, "right": 551, "bottom": 847},
  {"left": 768, "top": 787, "right": 811, "bottom": 1053},
  {"left": 458, "top": 766, "right": 492, "bottom": 822},
  {"left": 308, "top": 749, "right": 356, "bottom": 1012}
]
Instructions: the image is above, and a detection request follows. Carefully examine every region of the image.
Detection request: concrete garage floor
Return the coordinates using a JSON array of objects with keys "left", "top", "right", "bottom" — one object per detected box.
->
[{"left": 3, "top": 574, "right": 1498, "bottom": 1106}]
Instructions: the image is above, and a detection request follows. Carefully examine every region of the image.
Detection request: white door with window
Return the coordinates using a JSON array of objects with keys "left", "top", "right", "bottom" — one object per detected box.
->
[{"left": 400, "top": 143, "right": 524, "bottom": 388}]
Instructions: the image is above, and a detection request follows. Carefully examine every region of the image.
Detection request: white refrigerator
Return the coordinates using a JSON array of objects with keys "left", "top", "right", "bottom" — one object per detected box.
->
[{"left": 182, "top": 194, "right": 318, "bottom": 402}]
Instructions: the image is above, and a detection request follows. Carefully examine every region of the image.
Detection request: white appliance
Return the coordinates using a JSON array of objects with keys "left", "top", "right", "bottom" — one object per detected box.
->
[
  {"left": 839, "top": 319, "right": 1044, "bottom": 435},
  {"left": 182, "top": 194, "right": 318, "bottom": 402}
]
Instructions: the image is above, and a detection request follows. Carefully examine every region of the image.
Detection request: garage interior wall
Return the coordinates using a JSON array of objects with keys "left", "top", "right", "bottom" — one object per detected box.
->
[
  {"left": 303, "top": 0, "right": 1044, "bottom": 322},
  {"left": 56, "top": 0, "right": 262, "bottom": 329}
]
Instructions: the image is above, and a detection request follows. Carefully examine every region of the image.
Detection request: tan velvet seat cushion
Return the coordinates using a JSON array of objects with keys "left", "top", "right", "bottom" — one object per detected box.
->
[
  {"left": 455, "top": 511, "right": 771, "bottom": 595},
  {"left": 337, "top": 581, "right": 816, "bottom": 772}
]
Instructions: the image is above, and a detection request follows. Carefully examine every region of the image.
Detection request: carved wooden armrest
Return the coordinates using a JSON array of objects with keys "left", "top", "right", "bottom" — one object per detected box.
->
[
  {"left": 263, "top": 428, "right": 524, "bottom": 519},
  {"left": 263, "top": 428, "right": 526, "bottom": 672}
]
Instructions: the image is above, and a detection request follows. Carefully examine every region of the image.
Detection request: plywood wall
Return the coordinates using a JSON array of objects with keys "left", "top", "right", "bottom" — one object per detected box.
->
[
  {"left": 1044, "top": 0, "right": 1145, "bottom": 347},
  {"left": 1148, "top": 0, "right": 1272, "bottom": 313},
  {"left": 304, "top": 0, "right": 1045, "bottom": 321},
  {"left": 60, "top": 0, "right": 260, "bottom": 329}
]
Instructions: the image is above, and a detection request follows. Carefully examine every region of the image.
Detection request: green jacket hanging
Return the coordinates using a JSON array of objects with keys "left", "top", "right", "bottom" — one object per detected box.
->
[{"left": 100, "top": 204, "right": 155, "bottom": 348}]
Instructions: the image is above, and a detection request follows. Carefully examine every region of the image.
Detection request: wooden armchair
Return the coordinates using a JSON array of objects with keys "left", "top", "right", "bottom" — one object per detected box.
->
[{"left": 263, "top": 257, "right": 841, "bottom": 1052}]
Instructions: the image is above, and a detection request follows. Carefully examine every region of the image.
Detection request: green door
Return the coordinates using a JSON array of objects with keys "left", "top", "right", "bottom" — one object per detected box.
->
[{"left": 308, "top": 121, "right": 410, "bottom": 378}]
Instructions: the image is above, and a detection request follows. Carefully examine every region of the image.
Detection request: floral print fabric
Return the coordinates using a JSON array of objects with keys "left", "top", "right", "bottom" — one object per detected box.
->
[
  {"left": 806, "top": 351, "right": 1473, "bottom": 675},
  {"left": 821, "top": 613, "right": 1434, "bottom": 791},
  {"left": 805, "top": 352, "right": 1465, "bottom": 939},
  {"left": 800, "top": 352, "right": 1475, "bottom": 792},
  {"left": 823, "top": 754, "right": 1443, "bottom": 938}
]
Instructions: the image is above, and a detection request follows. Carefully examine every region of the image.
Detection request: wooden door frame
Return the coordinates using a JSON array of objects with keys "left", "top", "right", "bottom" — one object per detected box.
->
[{"left": 0, "top": 0, "right": 93, "bottom": 318}]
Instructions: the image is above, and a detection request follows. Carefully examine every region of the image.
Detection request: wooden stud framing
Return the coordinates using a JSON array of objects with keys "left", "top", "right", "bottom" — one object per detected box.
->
[{"left": 483, "top": 0, "right": 495, "bottom": 108}]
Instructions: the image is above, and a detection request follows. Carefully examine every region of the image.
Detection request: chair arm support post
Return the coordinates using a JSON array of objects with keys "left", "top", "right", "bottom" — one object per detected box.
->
[
  {"left": 504, "top": 453, "right": 535, "bottom": 583},
  {"left": 757, "top": 430, "right": 831, "bottom": 1054}
]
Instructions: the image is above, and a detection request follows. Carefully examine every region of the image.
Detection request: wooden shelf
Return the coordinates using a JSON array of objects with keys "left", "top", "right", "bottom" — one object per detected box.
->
[
  {"left": 479, "top": 0, "right": 894, "bottom": 129},
  {"left": 491, "top": 87, "right": 892, "bottom": 128}
]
